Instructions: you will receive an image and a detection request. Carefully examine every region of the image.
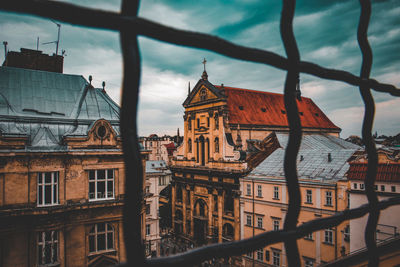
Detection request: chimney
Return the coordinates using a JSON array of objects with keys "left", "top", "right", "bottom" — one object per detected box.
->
[{"left": 2, "top": 48, "right": 64, "bottom": 73}]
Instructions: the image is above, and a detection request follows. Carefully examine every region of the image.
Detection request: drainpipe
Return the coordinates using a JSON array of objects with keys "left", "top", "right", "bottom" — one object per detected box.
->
[
  {"left": 252, "top": 179, "right": 255, "bottom": 267},
  {"left": 335, "top": 183, "right": 338, "bottom": 260}
]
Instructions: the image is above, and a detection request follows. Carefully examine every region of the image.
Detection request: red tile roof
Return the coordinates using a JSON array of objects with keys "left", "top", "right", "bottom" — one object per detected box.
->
[
  {"left": 164, "top": 142, "right": 176, "bottom": 156},
  {"left": 217, "top": 86, "right": 340, "bottom": 130},
  {"left": 347, "top": 163, "right": 400, "bottom": 182}
]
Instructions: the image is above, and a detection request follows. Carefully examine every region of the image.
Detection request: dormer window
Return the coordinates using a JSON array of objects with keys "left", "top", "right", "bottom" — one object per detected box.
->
[
  {"left": 238, "top": 106, "right": 244, "bottom": 110},
  {"left": 200, "top": 89, "right": 207, "bottom": 101}
]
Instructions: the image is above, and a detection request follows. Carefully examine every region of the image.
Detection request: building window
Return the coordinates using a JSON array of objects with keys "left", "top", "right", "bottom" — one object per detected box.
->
[
  {"left": 325, "top": 191, "right": 332, "bottom": 206},
  {"left": 89, "top": 223, "right": 114, "bottom": 253},
  {"left": 257, "top": 216, "right": 263, "bottom": 228},
  {"left": 375, "top": 185, "right": 378, "bottom": 190},
  {"left": 146, "top": 204, "right": 150, "bottom": 215},
  {"left": 89, "top": 169, "right": 114, "bottom": 200},
  {"left": 146, "top": 224, "right": 151, "bottom": 236},
  {"left": 392, "top": 186, "right": 396, "bottom": 192},
  {"left": 273, "top": 186, "right": 279, "bottom": 199},
  {"left": 360, "top": 183, "right": 365, "bottom": 189},
  {"left": 37, "top": 172, "right": 59, "bottom": 206},
  {"left": 305, "top": 232, "right": 313, "bottom": 240},
  {"left": 159, "top": 176, "right": 167, "bottom": 186},
  {"left": 145, "top": 186, "right": 150, "bottom": 194},
  {"left": 272, "top": 251, "right": 280, "bottom": 266},
  {"left": 188, "top": 118, "right": 192, "bottom": 131},
  {"left": 344, "top": 225, "right": 350, "bottom": 242},
  {"left": 246, "top": 183, "right": 252, "bottom": 196},
  {"left": 37, "top": 230, "right": 58, "bottom": 265},
  {"left": 353, "top": 183, "right": 357, "bottom": 189},
  {"left": 214, "top": 195, "right": 218, "bottom": 212},
  {"left": 188, "top": 138, "right": 192, "bottom": 153},
  {"left": 197, "top": 118, "right": 200, "bottom": 128},
  {"left": 306, "top": 189, "right": 312, "bottom": 204},
  {"left": 246, "top": 215, "right": 252, "bottom": 226},
  {"left": 265, "top": 250, "right": 270, "bottom": 261},
  {"left": 214, "top": 137, "right": 219, "bottom": 153},
  {"left": 273, "top": 220, "right": 280, "bottom": 231},
  {"left": 324, "top": 228, "right": 334, "bottom": 244},
  {"left": 257, "top": 248, "right": 263, "bottom": 261},
  {"left": 200, "top": 89, "right": 207, "bottom": 101},
  {"left": 381, "top": 185, "right": 385, "bottom": 191},
  {"left": 214, "top": 114, "right": 219, "bottom": 129},
  {"left": 304, "top": 258, "right": 315, "bottom": 267},
  {"left": 246, "top": 251, "right": 253, "bottom": 258},
  {"left": 257, "top": 185, "right": 262, "bottom": 197}
]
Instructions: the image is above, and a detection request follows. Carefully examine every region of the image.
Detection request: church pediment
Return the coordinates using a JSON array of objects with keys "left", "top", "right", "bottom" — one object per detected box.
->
[{"left": 183, "top": 79, "right": 225, "bottom": 107}]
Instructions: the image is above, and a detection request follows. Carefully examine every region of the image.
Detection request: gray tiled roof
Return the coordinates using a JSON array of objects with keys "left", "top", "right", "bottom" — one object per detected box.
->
[
  {"left": 249, "top": 133, "right": 361, "bottom": 181},
  {"left": 146, "top": 160, "right": 170, "bottom": 173},
  {"left": 0, "top": 67, "right": 120, "bottom": 151}
]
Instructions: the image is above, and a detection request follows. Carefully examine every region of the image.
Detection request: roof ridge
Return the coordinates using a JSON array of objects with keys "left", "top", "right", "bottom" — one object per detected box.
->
[{"left": 215, "top": 85, "right": 312, "bottom": 100}]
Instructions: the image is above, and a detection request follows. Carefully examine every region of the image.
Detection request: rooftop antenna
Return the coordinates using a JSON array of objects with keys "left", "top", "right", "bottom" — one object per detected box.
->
[
  {"left": 42, "top": 20, "right": 61, "bottom": 55},
  {"left": 36, "top": 37, "right": 39, "bottom": 50}
]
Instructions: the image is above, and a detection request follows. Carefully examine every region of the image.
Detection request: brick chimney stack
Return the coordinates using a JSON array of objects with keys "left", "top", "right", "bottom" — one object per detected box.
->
[{"left": 2, "top": 48, "right": 64, "bottom": 73}]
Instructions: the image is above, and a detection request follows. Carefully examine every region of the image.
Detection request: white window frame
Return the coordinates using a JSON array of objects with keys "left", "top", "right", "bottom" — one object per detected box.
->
[
  {"left": 257, "top": 216, "right": 263, "bottom": 228},
  {"left": 89, "top": 223, "right": 114, "bottom": 253},
  {"left": 305, "top": 232, "right": 313, "bottom": 240},
  {"left": 37, "top": 230, "right": 58, "bottom": 266},
  {"left": 256, "top": 248, "right": 263, "bottom": 261},
  {"left": 146, "top": 224, "right": 151, "bottom": 236},
  {"left": 272, "top": 251, "right": 280, "bottom": 266},
  {"left": 89, "top": 169, "right": 115, "bottom": 201},
  {"left": 325, "top": 191, "right": 332, "bottom": 206},
  {"left": 257, "top": 184, "right": 262, "bottom": 197},
  {"left": 246, "top": 184, "right": 251, "bottom": 196},
  {"left": 246, "top": 215, "right": 252, "bottom": 226},
  {"left": 324, "top": 228, "right": 334, "bottom": 244},
  {"left": 37, "top": 172, "right": 59, "bottom": 207},
  {"left": 273, "top": 220, "right": 280, "bottom": 231},
  {"left": 344, "top": 225, "right": 350, "bottom": 242},
  {"left": 306, "top": 189, "right": 312, "bottom": 203},
  {"left": 273, "top": 186, "right": 279, "bottom": 199}
]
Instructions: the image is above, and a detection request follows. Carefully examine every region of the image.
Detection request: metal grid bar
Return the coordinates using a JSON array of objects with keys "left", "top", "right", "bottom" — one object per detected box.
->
[
  {"left": 356, "top": 1, "right": 380, "bottom": 266},
  {"left": 280, "top": 1, "right": 302, "bottom": 266},
  {"left": 1, "top": 0, "right": 399, "bottom": 266}
]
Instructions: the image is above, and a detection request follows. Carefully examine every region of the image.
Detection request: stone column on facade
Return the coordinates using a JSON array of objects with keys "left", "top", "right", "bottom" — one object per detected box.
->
[
  {"left": 218, "top": 189, "right": 223, "bottom": 243},
  {"left": 233, "top": 190, "right": 240, "bottom": 241},
  {"left": 207, "top": 187, "right": 213, "bottom": 241},
  {"left": 182, "top": 186, "right": 187, "bottom": 235},
  {"left": 171, "top": 181, "right": 176, "bottom": 231},
  {"left": 190, "top": 185, "right": 195, "bottom": 239}
]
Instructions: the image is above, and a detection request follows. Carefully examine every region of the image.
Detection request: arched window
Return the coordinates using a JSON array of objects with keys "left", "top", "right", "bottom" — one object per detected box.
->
[
  {"left": 188, "top": 138, "right": 192, "bottom": 153},
  {"left": 200, "top": 89, "right": 207, "bottom": 101},
  {"left": 222, "top": 223, "right": 234, "bottom": 241},
  {"left": 188, "top": 117, "right": 192, "bottom": 131},
  {"left": 214, "top": 114, "right": 219, "bottom": 129},
  {"left": 214, "top": 137, "right": 219, "bottom": 153},
  {"left": 89, "top": 223, "right": 114, "bottom": 253}
]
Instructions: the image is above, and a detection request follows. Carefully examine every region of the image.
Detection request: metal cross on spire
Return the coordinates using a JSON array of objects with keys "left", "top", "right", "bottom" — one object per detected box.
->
[{"left": 202, "top": 58, "right": 207, "bottom": 71}]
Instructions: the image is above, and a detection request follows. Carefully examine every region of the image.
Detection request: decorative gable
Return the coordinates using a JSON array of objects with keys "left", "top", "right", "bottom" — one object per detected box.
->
[
  {"left": 183, "top": 79, "right": 226, "bottom": 107},
  {"left": 64, "top": 119, "right": 121, "bottom": 149}
]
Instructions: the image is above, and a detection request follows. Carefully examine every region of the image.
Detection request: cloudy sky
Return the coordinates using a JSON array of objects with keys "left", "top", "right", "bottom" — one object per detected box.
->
[{"left": 1, "top": 0, "right": 399, "bottom": 138}]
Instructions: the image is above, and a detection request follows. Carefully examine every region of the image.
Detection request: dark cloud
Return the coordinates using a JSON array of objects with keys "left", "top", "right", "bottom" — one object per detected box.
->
[{"left": 1, "top": 0, "right": 399, "bottom": 137}]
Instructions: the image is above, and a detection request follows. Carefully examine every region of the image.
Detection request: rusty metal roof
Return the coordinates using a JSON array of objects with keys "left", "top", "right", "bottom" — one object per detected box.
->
[
  {"left": 0, "top": 66, "right": 120, "bottom": 151},
  {"left": 347, "top": 163, "right": 400, "bottom": 182},
  {"left": 220, "top": 86, "right": 340, "bottom": 131},
  {"left": 249, "top": 133, "right": 360, "bottom": 181}
]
